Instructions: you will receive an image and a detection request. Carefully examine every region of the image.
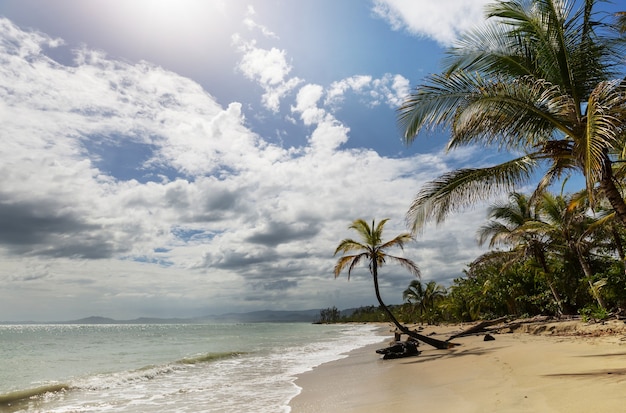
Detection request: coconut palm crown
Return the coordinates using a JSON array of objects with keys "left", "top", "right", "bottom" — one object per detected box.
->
[{"left": 399, "top": 0, "right": 626, "bottom": 233}]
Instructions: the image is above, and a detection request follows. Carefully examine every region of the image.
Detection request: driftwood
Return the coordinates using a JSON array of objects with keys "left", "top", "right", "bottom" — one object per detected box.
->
[
  {"left": 397, "top": 327, "right": 460, "bottom": 349},
  {"left": 447, "top": 316, "right": 508, "bottom": 341},
  {"left": 447, "top": 315, "right": 552, "bottom": 341}
]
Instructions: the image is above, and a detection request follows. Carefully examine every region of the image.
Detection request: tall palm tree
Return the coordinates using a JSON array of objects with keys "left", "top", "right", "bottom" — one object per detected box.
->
[
  {"left": 334, "top": 218, "right": 456, "bottom": 349},
  {"left": 399, "top": 0, "right": 626, "bottom": 233}
]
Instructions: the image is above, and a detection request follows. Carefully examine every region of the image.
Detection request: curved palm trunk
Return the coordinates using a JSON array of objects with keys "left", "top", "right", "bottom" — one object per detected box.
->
[{"left": 371, "top": 262, "right": 457, "bottom": 349}]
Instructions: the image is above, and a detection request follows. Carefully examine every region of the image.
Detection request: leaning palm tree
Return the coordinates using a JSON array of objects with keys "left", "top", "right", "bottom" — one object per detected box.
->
[
  {"left": 399, "top": 0, "right": 626, "bottom": 233},
  {"left": 334, "top": 218, "right": 457, "bottom": 349}
]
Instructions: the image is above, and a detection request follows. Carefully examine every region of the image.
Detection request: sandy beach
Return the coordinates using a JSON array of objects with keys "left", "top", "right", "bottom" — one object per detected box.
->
[{"left": 289, "top": 320, "right": 626, "bottom": 412}]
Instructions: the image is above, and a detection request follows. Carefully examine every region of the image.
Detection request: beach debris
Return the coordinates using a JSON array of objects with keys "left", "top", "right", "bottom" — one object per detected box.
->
[
  {"left": 376, "top": 340, "right": 420, "bottom": 359},
  {"left": 447, "top": 316, "right": 509, "bottom": 340},
  {"left": 402, "top": 328, "right": 460, "bottom": 349},
  {"left": 447, "top": 315, "right": 554, "bottom": 340},
  {"left": 484, "top": 334, "right": 496, "bottom": 341}
]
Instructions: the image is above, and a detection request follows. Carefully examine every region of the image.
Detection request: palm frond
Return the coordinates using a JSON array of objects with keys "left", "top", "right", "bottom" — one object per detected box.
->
[
  {"left": 407, "top": 155, "right": 537, "bottom": 234},
  {"left": 450, "top": 75, "right": 576, "bottom": 151},
  {"left": 333, "top": 238, "right": 367, "bottom": 256},
  {"left": 385, "top": 255, "right": 421, "bottom": 278},
  {"left": 379, "top": 232, "right": 413, "bottom": 251},
  {"left": 398, "top": 71, "right": 482, "bottom": 141},
  {"left": 582, "top": 79, "right": 626, "bottom": 200},
  {"left": 333, "top": 253, "right": 367, "bottom": 280},
  {"left": 478, "top": 221, "right": 513, "bottom": 247}
]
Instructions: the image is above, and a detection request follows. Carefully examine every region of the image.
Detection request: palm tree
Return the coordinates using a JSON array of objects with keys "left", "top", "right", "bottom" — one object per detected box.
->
[
  {"left": 422, "top": 281, "right": 447, "bottom": 323},
  {"left": 403, "top": 279, "right": 427, "bottom": 322},
  {"left": 334, "top": 218, "right": 456, "bottom": 349},
  {"left": 539, "top": 191, "right": 608, "bottom": 309},
  {"left": 399, "top": 0, "right": 626, "bottom": 233},
  {"left": 404, "top": 280, "right": 447, "bottom": 324},
  {"left": 477, "top": 192, "right": 565, "bottom": 313}
]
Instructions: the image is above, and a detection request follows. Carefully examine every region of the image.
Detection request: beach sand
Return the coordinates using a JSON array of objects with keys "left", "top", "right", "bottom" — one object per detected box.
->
[{"left": 289, "top": 320, "right": 626, "bottom": 412}]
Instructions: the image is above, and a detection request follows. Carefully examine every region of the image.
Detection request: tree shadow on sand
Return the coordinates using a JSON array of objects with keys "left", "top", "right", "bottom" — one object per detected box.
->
[{"left": 395, "top": 345, "right": 505, "bottom": 365}]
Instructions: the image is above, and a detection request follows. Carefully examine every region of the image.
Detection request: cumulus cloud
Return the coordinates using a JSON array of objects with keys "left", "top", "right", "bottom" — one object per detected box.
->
[
  {"left": 324, "top": 73, "right": 410, "bottom": 108},
  {"left": 233, "top": 34, "right": 303, "bottom": 113},
  {"left": 372, "top": 0, "right": 493, "bottom": 45}
]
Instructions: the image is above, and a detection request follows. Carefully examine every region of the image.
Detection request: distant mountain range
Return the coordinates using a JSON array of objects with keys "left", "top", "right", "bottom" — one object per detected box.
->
[{"left": 1, "top": 309, "right": 328, "bottom": 324}]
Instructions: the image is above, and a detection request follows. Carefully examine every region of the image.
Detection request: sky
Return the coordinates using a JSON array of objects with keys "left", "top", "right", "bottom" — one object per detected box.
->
[{"left": 0, "top": 0, "right": 621, "bottom": 321}]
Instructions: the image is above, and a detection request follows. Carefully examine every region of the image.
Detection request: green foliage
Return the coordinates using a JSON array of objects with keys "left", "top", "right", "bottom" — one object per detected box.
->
[
  {"left": 317, "top": 306, "right": 341, "bottom": 323},
  {"left": 402, "top": 280, "right": 447, "bottom": 324},
  {"left": 579, "top": 305, "right": 610, "bottom": 322},
  {"left": 402, "top": 188, "right": 626, "bottom": 323},
  {"left": 339, "top": 306, "right": 393, "bottom": 323}
]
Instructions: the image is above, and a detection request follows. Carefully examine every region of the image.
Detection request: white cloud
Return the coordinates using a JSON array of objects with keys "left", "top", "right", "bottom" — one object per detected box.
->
[
  {"left": 325, "top": 73, "right": 410, "bottom": 109},
  {"left": 233, "top": 32, "right": 303, "bottom": 112},
  {"left": 372, "top": 0, "right": 492, "bottom": 45},
  {"left": 292, "top": 84, "right": 326, "bottom": 125}
]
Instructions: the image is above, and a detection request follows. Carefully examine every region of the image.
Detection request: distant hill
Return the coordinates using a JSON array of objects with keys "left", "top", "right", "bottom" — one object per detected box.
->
[
  {"left": 204, "top": 309, "right": 321, "bottom": 323},
  {"left": 63, "top": 316, "right": 192, "bottom": 324},
  {"left": 1, "top": 309, "right": 324, "bottom": 325}
]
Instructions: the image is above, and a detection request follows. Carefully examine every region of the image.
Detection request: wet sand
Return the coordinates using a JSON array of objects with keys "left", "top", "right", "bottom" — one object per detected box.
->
[{"left": 289, "top": 320, "right": 626, "bottom": 412}]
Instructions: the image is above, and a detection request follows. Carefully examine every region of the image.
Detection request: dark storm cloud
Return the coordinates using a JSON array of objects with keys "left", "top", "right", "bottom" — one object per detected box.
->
[
  {"left": 0, "top": 199, "right": 120, "bottom": 259},
  {"left": 245, "top": 221, "right": 319, "bottom": 247},
  {"left": 208, "top": 248, "right": 280, "bottom": 271}
]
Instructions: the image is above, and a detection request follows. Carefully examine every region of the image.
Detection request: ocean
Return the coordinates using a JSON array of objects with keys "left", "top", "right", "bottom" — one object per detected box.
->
[{"left": 0, "top": 322, "right": 385, "bottom": 412}]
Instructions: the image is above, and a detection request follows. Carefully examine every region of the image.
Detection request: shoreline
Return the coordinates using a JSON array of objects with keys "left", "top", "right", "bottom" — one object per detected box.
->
[{"left": 289, "top": 320, "right": 626, "bottom": 412}]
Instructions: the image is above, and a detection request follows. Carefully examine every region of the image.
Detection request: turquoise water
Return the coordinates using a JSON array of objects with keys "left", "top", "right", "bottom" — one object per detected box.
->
[{"left": 0, "top": 323, "right": 384, "bottom": 412}]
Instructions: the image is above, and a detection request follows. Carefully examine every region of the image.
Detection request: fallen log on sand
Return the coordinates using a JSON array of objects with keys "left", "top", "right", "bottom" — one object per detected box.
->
[
  {"left": 395, "top": 326, "right": 460, "bottom": 349},
  {"left": 447, "top": 316, "right": 552, "bottom": 341},
  {"left": 447, "top": 317, "right": 509, "bottom": 341}
]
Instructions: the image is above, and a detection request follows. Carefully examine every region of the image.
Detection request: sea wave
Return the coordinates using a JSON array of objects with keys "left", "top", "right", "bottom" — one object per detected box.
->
[
  {"left": 0, "top": 383, "right": 70, "bottom": 408},
  {"left": 177, "top": 351, "right": 245, "bottom": 365},
  {"left": 0, "top": 351, "right": 246, "bottom": 410}
]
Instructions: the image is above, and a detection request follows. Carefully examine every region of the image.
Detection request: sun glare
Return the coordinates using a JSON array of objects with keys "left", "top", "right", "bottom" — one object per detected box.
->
[{"left": 83, "top": 0, "right": 233, "bottom": 61}]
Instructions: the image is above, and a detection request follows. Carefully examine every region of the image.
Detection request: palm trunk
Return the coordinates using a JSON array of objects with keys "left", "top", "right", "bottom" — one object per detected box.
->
[
  {"left": 600, "top": 154, "right": 626, "bottom": 227},
  {"left": 534, "top": 248, "right": 564, "bottom": 315},
  {"left": 371, "top": 262, "right": 456, "bottom": 349},
  {"left": 574, "top": 244, "right": 606, "bottom": 309},
  {"left": 610, "top": 226, "right": 626, "bottom": 276}
]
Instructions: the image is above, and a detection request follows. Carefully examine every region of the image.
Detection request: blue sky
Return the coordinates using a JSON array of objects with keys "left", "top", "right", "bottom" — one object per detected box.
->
[{"left": 0, "top": 0, "right": 621, "bottom": 321}]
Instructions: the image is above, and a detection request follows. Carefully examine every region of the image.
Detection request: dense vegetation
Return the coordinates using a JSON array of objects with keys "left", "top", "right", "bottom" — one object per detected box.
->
[{"left": 325, "top": 188, "right": 626, "bottom": 324}]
